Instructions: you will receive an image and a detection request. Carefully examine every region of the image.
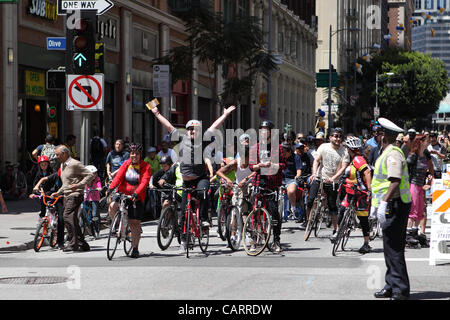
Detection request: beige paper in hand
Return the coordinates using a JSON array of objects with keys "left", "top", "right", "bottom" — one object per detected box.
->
[{"left": 146, "top": 98, "right": 160, "bottom": 110}]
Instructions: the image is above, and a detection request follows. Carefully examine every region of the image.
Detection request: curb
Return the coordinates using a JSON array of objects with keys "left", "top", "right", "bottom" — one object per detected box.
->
[{"left": 0, "top": 240, "right": 34, "bottom": 253}]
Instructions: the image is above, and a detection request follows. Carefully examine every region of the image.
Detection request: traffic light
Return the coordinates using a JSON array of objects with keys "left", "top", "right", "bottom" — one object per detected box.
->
[
  {"left": 46, "top": 69, "right": 65, "bottom": 90},
  {"left": 95, "top": 42, "right": 104, "bottom": 74},
  {"left": 66, "top": 11, "right": 96, "bottom": 75}
]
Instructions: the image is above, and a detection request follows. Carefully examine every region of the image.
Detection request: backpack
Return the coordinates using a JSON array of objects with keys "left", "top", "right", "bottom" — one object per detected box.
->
[
  {"left": 41, "top": 144, "right": 59, "bottom": 171},
  {"left": 91, "top": 137, "right": 104, "bottom": 160}
]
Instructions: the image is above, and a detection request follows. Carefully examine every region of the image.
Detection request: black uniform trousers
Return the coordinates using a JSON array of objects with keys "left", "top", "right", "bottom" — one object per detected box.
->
[{"left": 382, "top": 197, "right": 411, "bottom": 297}]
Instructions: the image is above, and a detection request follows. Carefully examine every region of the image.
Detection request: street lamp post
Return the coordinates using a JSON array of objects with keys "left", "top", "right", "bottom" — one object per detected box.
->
[
  {"left": 375, "top": 72, "right": 394, "bottom": 120},
  {"left": 328, "top": 25, "right": 360, "bottom": 134}
]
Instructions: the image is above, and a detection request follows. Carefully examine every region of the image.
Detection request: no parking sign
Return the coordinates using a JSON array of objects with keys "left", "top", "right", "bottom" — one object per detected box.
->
[{"left": 66, "top": 74, "right": 104, "bottom": 111}]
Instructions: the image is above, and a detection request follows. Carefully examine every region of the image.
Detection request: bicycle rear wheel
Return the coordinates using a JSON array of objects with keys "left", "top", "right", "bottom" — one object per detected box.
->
[
  {"left": 157, "top": 207, "right": 176, "bottom": 250},
  {"left": 243, "top": 208, "right": 271, "bottom": 256},
  {"left": 49, "top": 228, "right": 58, "bottom": 248},
  {"left": 33, "top": 220, "right": 48, "bottom": 252},
  {"left": 217, "top": 202, "right": 227, "bottom": 241},
  {"left": 369, "top": 218, "right": 380, "bottom": 241},
  {"left": 185, "top": 209, "right": 191, "bottom": 258},
  {"left": 304, "top": 201, "right": 319, "bottom": 241},
  {"left": 107, "top": 213, "right": 120, "bottom": 260},
  {"left": 226, "top": 206, "right": 242, "bottom": 251}
]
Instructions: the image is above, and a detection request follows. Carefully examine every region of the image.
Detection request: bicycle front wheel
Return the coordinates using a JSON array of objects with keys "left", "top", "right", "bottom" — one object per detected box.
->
[
  {"left": 198, "top": 222, "right": 209, "bottom": 253},
  {"left": 123, "top": 224, "right": 132, "bottom": 256},
  {"left": 185, "top": 209, "right": 191, "bottom": 258},
  {"left": 157, "top": 207, "right": 176, "bottom": 250},
  {"left": 341, "top": 213, "right": 355, "bottom": 251},
  {"left": 49, "top": 228, "right": 58, "bottom": 248},
  {"left": 33, "top": 220, "right": 48, "bottom": 252},
  {"left": 217, "top": 202, "right": 227, "bottom": 241},
  {"left": 226, "top": 206, "right": 242, "bottom": 252},
  {"left": 107, "top": 213, "right": 120, "bottom": 260},
  {"left": 313, "top": 205, "right": 325, "bottom": 237},
  {"left": 243, "top": 208, "right": 271, "bottom": 256},
  {"left": 304, "top": 201, "right": 319, "bottom": 241},
  {"left": 369, "top": 218, "right": 380, "bottom": 241},
  {"left": 332, "top": 210, "right": 350, "bottom": 256}
]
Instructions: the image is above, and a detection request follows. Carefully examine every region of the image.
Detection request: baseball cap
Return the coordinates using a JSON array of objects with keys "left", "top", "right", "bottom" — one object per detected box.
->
[
  {"left": 295, "top": 143, "right": 305, "bottom": 149},
  {"left": 315, "top": 132, "right": 325, "bottom": 140},
  {"left": 147, "top": 147, "right": 156, "bottom": 153},
  {"left": 396, "top": 133, "right": 404, "bottom": 141}
]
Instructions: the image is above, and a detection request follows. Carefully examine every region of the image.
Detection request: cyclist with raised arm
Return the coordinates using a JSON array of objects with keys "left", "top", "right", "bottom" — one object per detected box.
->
[
  {"left": 150, "top": 104, "right": 236, "bottom": 253},
  {"left": 335, "top": 136, "right": 372, "bottom": 253},
  {"left": 107, "top": 143, "right": 151, "bottom": 258},
  {"left": 304, "top": 128, "right": 350, "bottom": 237},
  {"left": 248, "top": 120, "right": 287, "bottom": 253}
]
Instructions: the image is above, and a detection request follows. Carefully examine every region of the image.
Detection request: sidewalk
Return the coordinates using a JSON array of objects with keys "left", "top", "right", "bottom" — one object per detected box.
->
[{"left": 0, "top": 199, "right": 41, "bottom": 252}]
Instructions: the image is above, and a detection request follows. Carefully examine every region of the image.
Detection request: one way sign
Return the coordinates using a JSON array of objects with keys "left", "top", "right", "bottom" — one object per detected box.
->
[{"left": 57, "top": 0, "right": 114, "bottom": 15}]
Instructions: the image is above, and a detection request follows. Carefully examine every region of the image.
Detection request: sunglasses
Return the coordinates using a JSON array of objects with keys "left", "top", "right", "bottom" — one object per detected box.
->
[{"left": 332, "top": 135, "right": 342, "bottom": 139}]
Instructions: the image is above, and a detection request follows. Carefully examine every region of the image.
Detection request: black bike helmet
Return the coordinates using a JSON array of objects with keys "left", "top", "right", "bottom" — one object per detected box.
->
[
  {"left": 259, "top": 120, "right": 274, "bottom": 129},
  {"left": 159, "top": 156, "right": 173, "bottom": 165},
  {"left": 128, "top": 143, "right": 143, "bottom": 154}
]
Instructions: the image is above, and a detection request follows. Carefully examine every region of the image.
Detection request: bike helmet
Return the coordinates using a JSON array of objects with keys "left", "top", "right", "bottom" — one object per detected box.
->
[
  {"left": 239, "top": 133, "right": 250, "bottom": 143},
  {"left": 159, "top": 156, "right": 173, "bottom": 165},
  {"left": 259, "top": 120, "right": 274, "bottom": 129},
  {"left": 85, "top": 165, "right": 98, "bottom": 173},
  {"left": 38, "top": 155, "right": 50, "bottom": 163},
  {"left": 345, "top": 136, "right": 362, "bottom": 150},
  {"left": 129, "top": 143, "right": 143, "bottom": 153},
  {"left": 186, "top": 119, "right": 201, "bottom": 129}
]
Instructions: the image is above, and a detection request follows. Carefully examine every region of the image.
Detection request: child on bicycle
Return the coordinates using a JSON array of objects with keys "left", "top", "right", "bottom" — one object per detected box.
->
[
  {"left": 336, "top": 136, "right": 372, "bottom": 254},
  {"left": 83, "top": 165, "right": 102, "bottom": 238},
  {"left": 30, "top": 156, "right": 64, "bottom": 249}
]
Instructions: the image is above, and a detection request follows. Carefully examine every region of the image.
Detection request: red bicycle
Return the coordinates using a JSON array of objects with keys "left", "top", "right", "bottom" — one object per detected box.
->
[{"left": 182, "top": 186, "right": 209, "bottom": 258}]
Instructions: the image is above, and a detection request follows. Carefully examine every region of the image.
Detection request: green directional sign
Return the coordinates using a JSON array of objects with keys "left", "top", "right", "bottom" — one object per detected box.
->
[
  {"left": 316, "top": 72, "right": 338, "bottom": 88},
  {"left": 0, "top": 0, "right": 17, "bottom": 2}
]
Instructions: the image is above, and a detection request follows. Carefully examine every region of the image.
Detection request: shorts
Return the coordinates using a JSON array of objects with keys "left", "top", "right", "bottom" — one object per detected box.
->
[
  {"left": 126, "top": 200, "right": 144, "bottom": 221},
  {"left": 283, "top": 178, "right": 299, "bottom": 187}
]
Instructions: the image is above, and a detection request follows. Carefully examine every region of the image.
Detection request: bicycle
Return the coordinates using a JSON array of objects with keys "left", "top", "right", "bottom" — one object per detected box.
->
[
  {"left": 155, "top": 185, "right": 182, "bottom": 250},
  {"left": 181, "top": 186, "right": 209, "bottom": 258},
  {"left": 106, "top": 192, "right": 134, "bottom": 260},
  {"left": 304, "top": 178, "right": 328, "bottom": 241},
  {"left": 216, "top": 181, "right": 234, "bottom": 242},
  {"left": 226, "top": 182, "right": 252, "bottom": 251},
  {"left": 368, "top": 216, "right": 382, "bottom": 241},
  {"left": 332, "top": 186, "right": 366, "bottom": 256},
  {"left": 243, "top": 185, "right": 279, "bottom": 256},
  {"left": 32, "top": 192, "right": 62, "bottom": 252}
]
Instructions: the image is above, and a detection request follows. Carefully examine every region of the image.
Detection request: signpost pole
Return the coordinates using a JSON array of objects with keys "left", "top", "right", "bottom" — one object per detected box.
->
[{"left": 80, "top": 112, "right": 90, "bottom": 165}]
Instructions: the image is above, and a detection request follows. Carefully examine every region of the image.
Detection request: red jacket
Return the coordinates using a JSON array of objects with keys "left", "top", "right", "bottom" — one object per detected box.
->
[{"left": 109, "top": 159, "right": 151, "bottom": 203}]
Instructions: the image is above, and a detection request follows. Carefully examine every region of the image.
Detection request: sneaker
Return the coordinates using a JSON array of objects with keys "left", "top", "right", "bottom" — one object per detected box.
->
[
  {"left": 271, "top": 241, "right": 282, "bottom": 253},
  {"left": 201, "top": 221, "right": 210, "bottom": 228},
  {"left": 330, "top": 230, "right": 337, "bottom": 243},
  {"left": 179, "top": 241, "right": 187, "bottom": 253},
  {"left": 130, "top": 248, "right": 139, "bottom": 258},
  {"left": 299, "top": 221, "right": 307, "bottom": 230},
  {"left": 230, "top": 235, "right": 236, "bottom": 243},
  {"left": 358, "top": 242, "right": 372, "bottom": 254},
  {"left": 249, "top": 244, "right": 256, "bottom": 253}
]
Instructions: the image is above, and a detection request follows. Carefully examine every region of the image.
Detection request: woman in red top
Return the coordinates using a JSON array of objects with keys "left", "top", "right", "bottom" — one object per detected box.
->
[{"left": 108, "top": 143, "right": 151, "bottom": 258}]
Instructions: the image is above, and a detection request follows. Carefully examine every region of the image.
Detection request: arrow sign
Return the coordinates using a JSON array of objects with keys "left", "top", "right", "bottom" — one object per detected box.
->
[
  {"left": 74, "top": 53, "right": 87, "bottom": 67},
  {"left": 58, "top": 0, "right": 114, "bottom": 15}
]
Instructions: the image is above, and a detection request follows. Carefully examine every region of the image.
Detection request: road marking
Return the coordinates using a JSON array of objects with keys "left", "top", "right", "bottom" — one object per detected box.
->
[{"left": 361, "top": 258, "right": 429, "bottom": 262}]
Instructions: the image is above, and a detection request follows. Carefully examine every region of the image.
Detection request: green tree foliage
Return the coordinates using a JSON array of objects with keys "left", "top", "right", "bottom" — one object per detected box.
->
[
  {"left": 153, "top": 2, "right": 276, "bottom": 106},
  {"left": 356, "top": 48, "right": 449, "bottom": 124}
]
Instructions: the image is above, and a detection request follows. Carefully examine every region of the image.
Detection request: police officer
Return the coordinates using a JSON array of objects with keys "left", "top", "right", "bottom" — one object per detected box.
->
[{"left": 371, "top": 118, "right": 412, "bottom": 300}]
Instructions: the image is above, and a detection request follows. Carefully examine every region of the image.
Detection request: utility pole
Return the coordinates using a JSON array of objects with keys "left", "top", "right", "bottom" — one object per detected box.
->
[{"left": 266, "top": 0, "right": 273, "bottom": 121}]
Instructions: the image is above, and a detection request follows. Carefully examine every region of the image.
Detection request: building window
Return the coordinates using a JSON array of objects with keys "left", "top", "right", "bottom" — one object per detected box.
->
[
  {"left": 278, "top": 32, "right": 284, "bottom": 52},
  {"left": 237, "top": 0, "right": 247, "bottom": 17},
  {"left": 425, "top": 0, "right": 433, "bottom": 9},
  {"left": 291, "top": 38, "right": 297, "bottom": 58},
  {"left": 415, "top": 0, "right": 422, "bottom": 9},
  {"left": 285, "top": 35, "right": 290, "bottom": 55},
  {"left": 438, "top": 0, "right": 446, "bottom": 8},
  {"left": 133, "top": 28, "right": 157, "bottom": 58},
  {"left": 224, "top": 0, "right": 234, "bottom": 23}
]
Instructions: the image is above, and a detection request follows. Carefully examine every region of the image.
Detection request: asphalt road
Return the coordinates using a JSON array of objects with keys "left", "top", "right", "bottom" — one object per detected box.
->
[{"left": 0, "top": 219, "right": 449, "bottom": 300}]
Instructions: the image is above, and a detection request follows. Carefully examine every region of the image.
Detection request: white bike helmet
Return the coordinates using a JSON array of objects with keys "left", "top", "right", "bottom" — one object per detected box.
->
[
  {"left": 86, "top": 165, "right": 98, "bottom": 173},
  {"left": 186, "top": 119, "right": 201, "bottom": 129},
  {"left": 345, "top": 136, "right": 362, "bottom": 150}
]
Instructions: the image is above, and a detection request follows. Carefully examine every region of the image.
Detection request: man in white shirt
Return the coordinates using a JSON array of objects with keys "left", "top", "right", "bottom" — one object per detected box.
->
[
  {"left": 158, "top": 138, "right": 178, "bottom": 164},
  {"left": 428, "top": 132, "right": 446, "bottom": 179}
]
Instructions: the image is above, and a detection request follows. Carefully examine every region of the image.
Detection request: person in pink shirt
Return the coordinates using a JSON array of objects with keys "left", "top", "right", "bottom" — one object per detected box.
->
[{"left": 84, "top": 165, "right": 102, "bottom": 238}]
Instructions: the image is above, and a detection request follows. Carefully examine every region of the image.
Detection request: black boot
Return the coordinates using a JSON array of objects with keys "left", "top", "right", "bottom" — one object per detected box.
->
[{"left": 417, "top": 233, "right": 429, "bottom": 248}]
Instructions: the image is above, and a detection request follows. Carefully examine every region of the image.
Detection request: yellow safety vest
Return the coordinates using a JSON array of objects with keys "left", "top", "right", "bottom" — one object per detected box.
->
[
  {"left": 175, "top": 164, "right": 183, "bottom": 197},
  {"left": 371, "top": 145, "right": 411, "bottom": 210}
]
